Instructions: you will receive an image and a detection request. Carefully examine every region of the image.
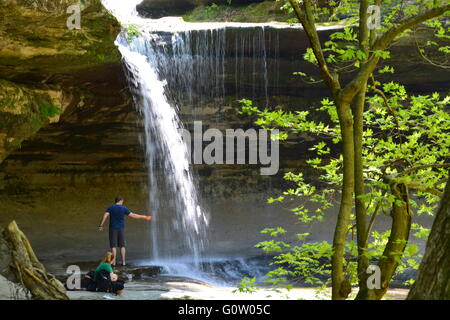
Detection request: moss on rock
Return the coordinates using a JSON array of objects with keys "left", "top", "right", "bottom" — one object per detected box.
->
[
  {"left": 136, "top": 0, "right": 294, "bottom": 22},
  {"left": 0, "top": 0, "right": 122, "bottom": 162},
  {"left": 183, "top": 1, "right": 294, "bottom": 23},
  {"left": 0, "top": 0, "right": 121, "bottom": 82},
  {"left": 0, "top": 79, "right": 67, "bottom": 163}
]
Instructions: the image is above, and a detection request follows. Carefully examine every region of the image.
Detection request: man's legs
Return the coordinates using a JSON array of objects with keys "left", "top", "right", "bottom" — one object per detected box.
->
[
  {"left": 109, "top": 229, "right": 119, "bottom": 266},
  {"left": 118, "top": 229, "right": 126, "bottom": 266},
  {"left": 120, "top": 247, "right": 126, "bottom": 266},
  {"left": 111, "top": 247, "right": 117, "bottom": 266}
]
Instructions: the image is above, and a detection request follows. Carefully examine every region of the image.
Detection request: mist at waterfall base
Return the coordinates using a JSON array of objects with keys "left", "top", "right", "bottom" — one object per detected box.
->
[{"left": 103, "top": 1, "right": 283, "bottom": 285}]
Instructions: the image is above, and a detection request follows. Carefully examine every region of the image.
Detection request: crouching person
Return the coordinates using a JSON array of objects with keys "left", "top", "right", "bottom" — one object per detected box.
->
[{"left": 88, "top": 252, "right": 125, "bottom": 295}]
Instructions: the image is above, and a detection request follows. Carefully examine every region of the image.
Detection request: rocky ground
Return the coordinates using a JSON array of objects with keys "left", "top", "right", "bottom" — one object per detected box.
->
[
  {"left": 0, "top": 254, "right": 409, "bottom": 300},
  {"left": 43, "top": 260, "right": 409, "bottom": 301},
  {"left": 0, "top": 275, "right": 30, "bottom": 300},
  {"left": 64, "top": 280, "right": 409, "bottom": 301}
]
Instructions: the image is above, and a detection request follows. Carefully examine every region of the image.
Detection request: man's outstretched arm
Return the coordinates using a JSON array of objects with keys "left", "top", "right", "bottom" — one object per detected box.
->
[
  {"left": 98, "top": 212, "right": 110, "bottom": 231},
  {"left": 129, "top": 213, "right": 152, "bottom": 221}
]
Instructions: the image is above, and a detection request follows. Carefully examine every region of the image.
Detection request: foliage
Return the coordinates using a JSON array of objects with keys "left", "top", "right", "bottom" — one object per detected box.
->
[
  {"left": 285, "top": 0, "right": 450, "bottom": 82},
  {"left": 238, "top": 85, "right": 449, "bottom": 292},
  {"left": 206, "top": 3, "right": 219, "bottom": 12},
  {"left": 125, "top": 24, "right": 142, "bottom": 43},
  {"left": 234, "top": 277, "right": 260, "bottom": 293},
  {"left": 183, "top": 1, "right": 295, "bottom": 23},
  {"left": 39, "top": 103, "right": 60, "bottom": 118}
]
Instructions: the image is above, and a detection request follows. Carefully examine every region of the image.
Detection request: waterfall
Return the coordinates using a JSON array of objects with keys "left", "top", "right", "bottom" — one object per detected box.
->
[
  {"left": 102, "top": 0, "right": 278, "bottom": 278},
  {"left": 117, "top": 34, "right": 210, "bottom": 266}
]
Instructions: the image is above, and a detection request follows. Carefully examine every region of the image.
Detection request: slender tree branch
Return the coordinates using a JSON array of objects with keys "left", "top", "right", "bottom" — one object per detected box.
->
[
  {"left": 341, "top": 3, "right": 450, "bottom": 104},
  {"left": 412, "top": 27, "right": 450, "bottom": 69},
  {"left": 372, "top": 87, "right": 400, "bottom": 127},
  {"left": 407, "top": 183, "right": 443, "bottom": 198},
  {"left": 364, "top": 190, "right": 388, "bottom": 246},
  {"left": 288, "top": 0, "right": 340, "bottom": 95},
  {"left": 370, "top": 75, "right": 403, "bottom": 143},
  {"left": 399, "top": 163, "right": 450, "bottom": 177},
  {"left": 374, "top": 4, "right": 450, "bottom": 51}
]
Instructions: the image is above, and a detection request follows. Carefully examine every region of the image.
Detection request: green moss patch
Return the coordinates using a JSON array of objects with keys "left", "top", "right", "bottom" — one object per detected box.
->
[
  {"left": 183, "top": 1, "right": 295, "bottom": 23},
  {"left": 39, "top": 104, "right": 61, "bottom": 118}
]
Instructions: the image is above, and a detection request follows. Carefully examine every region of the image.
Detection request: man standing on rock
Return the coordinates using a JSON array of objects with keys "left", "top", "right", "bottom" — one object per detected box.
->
[{"left": 98, "top": 196, "right": 152, "bottom": 266}]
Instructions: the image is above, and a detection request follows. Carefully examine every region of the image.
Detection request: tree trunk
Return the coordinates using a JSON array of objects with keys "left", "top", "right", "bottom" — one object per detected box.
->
[
  {"left": 331, "top": 99, "right": 354, "bottom": 300},
  {"left": 0, "top": 221, "right": 69, "bottom": 300},
  {"left": 408, "top": 173, "right": 450, "bottom": 300},
  {"left": 372, "top": 181, "right": 412, "bottom": 299},
  {"left": 354, "top": 1, "right": 370, "bottom": 299},
  {"left": 352, "top": 87, "right": 370, "bottom": 300}
]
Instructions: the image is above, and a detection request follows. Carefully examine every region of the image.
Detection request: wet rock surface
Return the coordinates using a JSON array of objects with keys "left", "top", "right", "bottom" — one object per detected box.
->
[{"left": 44, "top": 259, "right": 410, "bottom": 300}]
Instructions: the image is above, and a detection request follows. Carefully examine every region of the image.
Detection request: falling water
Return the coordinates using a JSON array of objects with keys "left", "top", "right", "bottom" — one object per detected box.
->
[
  {"left": 102, "top": 0, "right": 279, "bottom": 277},
  {"left": 118, "top": 35, "right": 210, "bottom": 265}
]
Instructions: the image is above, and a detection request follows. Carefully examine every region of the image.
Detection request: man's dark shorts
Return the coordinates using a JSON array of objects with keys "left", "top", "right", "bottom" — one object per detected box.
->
[{"left": 109, "top": 229, "right": 126, "bottom": 248}]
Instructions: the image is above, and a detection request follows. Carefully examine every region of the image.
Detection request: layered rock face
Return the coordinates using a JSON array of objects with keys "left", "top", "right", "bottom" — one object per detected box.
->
[
  {"left": 0, "top": 0, "right": 138, "bottom": 259},
  {"left": 0, "top": 0, "right": 122, "bottom": 162},
  {"left": 0, "top": 2, "right": 444, "bottom": 260}
]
